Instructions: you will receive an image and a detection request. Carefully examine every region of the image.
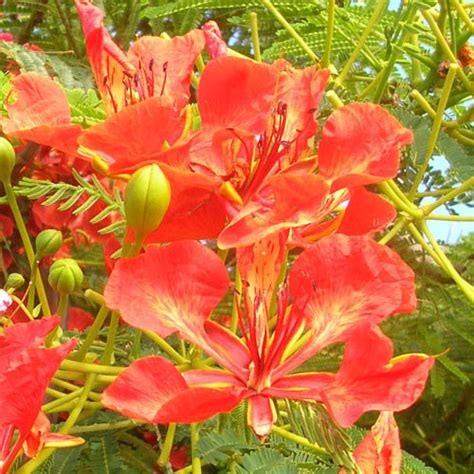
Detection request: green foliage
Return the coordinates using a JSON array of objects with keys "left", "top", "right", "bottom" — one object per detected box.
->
[
  {"left": 235, "top": 449, "right": 299, "bottom": 473},
  {"left": 15, "top": 170, "right": 126, "bottom": 236},
  {"left": 0, "top": 40, "right": 93, "bottom": 89},
  {"left": 382, "top": 233, "right": 474, "bottom": 472},
  {"left": 1, "top": 1, "right": 472, "bottom": 473},
  {"left": 66, "top": 89, "right": 106, "bottom": 126}
]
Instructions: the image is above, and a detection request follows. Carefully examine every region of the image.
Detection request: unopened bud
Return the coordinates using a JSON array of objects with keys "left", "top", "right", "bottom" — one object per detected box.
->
[
  {"left": 48, "top": 259, "right": 83, "bottom": 295},
  {"left": 0, "top": 138, "right": 16, "bottom": 184},
  {"left": 5, "top": 273, "right": 25, "bottom": 291},
  {"left": 124, "top": 164, "right": 171, "bottom": 236},
  {"left": 36, "top": 229, "right": 63, "bottom": 259}
]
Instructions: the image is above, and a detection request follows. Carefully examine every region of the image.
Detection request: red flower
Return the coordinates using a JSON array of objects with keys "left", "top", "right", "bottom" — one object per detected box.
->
[
  {"left": 0, "top": 317, "right": 76, "bottom": 472},
  {"left": 102, "top": 235, "right": 433, "bottom": 438},
  {"left": 75, "top": 0, "right": 205, "bottom": 114},
  {"left": 79, "top": 48, "right": 410, "bottom": 246},
  {"left": 1, "top": 73, "right": 81, "bottom": 157}
]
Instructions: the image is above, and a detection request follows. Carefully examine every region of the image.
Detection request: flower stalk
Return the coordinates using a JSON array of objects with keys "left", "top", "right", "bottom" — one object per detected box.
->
[{"left": 258, "top": 0, "right": 318, "bottom": 63}]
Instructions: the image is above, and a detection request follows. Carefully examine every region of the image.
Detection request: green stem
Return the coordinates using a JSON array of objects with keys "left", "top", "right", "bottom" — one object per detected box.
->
[
  {"left": 52, "top": 0, "right": 81, "bottom": 57},
  {"left": 422, "top": 177, "right": 473, "bottom": 214},
  {"left": 143, "top": 329, "right": 188, "bottom": 364},
  {"left": 326, "top": 90, "right": 344, "bottom": 109},
  {"left": 321, "top": 0, "right": 336, "bottom": 67},
  {"left": 74, "top": 304, "right": 109, "bottom": 361},
  {"left": 452, "top": 0, "right": 474, "bottom": 32},
  {"left": 4, "top": 183, "right": 51, "bottom": 316},
  {"left": 258, "top": 0, "right": 318, "bottom": 62},
  {"left": 10, "top": 294, "right": 34, "bottom": 320},
  {"left": 190, "top": 423, "right": 202, "bottom": 474},
  {"left": 421, "top": 10, "right": 472, "bottom": 92},
  {"left": 417, "top": 188, "right": 453, "bottom": 197},
  {"left": 427, "top": 214, "right": 474, "bottom": 222},
  {"left": 60, "top": 359, "right": 124, "bottom": 375},
  {"left": 450, "top": 129, "right": 474, "bottom": 146},
  {"left": 230, "top": 267, "right": 242, "bottom": 334},
  {"left": 103, "top": 311, "right": 119, "bottom": 365},
  {"left": 378, "top": 182, "right": 423, "bottom": 219},
  {"left": 51, "top": 378, "right": 101, "bottom": 401},
  {"left": 378, "top": 215, "right": 410, "bottom": 245},
  {"left": 409, "top": 34, "right": 423, "bottom": 86},
  {"left": 26, "top": 258, "right": 38, "bottom": 313},
  {"left": 157, "top": 423, "right": 177, "bottom": 467},
  {"left": 132, "top": 329, "right": 142, "bottom": 359},
  {"left": 408, "top": 63, "right": 458, "bottom": 200},
  {"left": 418, "top": 220, "right": 474, "bottom": 302},
  {"left": 43, "top": 388, "right": 83, "bottom": 414},
  {"left": 249, "top": 13, "right": 261, "bottom": 62},
  {"left": 410, "top": 89, "right": 464, "bottom": 129},
  {"left": 196, "top": 55, "right": 205, "bottom": 74},
  {"left": 336, "top": 0, "right": 388, "bottom": 85},
  {"left": 69, "top": 420, "right": 138, "bottom": 434},
  {"left": 271, "top": 426, "right": 329, "bottom": 456},
  {"left": 56, "top": 293, "right": 68, "bottom": 319},
  {"left": 175, "top": 466, "right": 193, "bottom": 474}
]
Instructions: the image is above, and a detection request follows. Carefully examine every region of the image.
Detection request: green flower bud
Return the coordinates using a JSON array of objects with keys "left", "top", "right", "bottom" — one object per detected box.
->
[
  {"left": 48, "top": 259, "right": 84, "bottom": 295},
  {"left": 36, "top": 229, "right": 63, "bottom": 259},
  {"left": 5, "top": 273, "right": 25, "bottom": 291},
  {"left": 124, "top": 164, "right": 171, "bottom": 236},
  {"left": 0, "top": 137, "right": 16, "bottom": 184}
]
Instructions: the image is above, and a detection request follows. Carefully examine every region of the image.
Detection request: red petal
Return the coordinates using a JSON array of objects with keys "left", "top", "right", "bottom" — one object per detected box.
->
[
  {"left": 270, "top": 372, "right": 334, "bottom": 391},
  {"left": 204, "top": 320, "right": 251, "bottom": 373},
  {"left": 337, "top": 187, "right": 396, "bottom": 236},
  {"left": 318, "top": 103, "right": 413, "bottom": 191},
  {"left": 199, "top": 56, "right": 278, "bottom": 133},
  {"left": 2, "top": 73, "right": 80, "bottom": 155},
  {"left": 75, "top": 0, "right": 134, "bottom": 114},
  {"left": 0, "top": 316, "right": 61, "bottom": 359},
  {"left": 127, "top": 30, "right": 205, "bottom": 110},
  {"left": 290, "top": 234, "right": 416, "bottom": 345},
  {"left": 274, "top": 235, "right": 416, "bottom": 379},
  {"left": 183, "top": 368, "right": 245, "bottom": 388},
  {"left": 277, "top": 64, "right": 329, "bottom": 148},
  {"left": 247, "top": 395, "right": 276, "bottom": 439},
  {"left": 202, "top": 21, "right": 227, "bottom": 59},
  {"left": 350, "top": 412, "right": 402, "bottom": 474},
  {"left": 78, "top": 97, "right": 184, "bottom": 173},
  {"left": 104, "top": 241, "right": 229, "bottom": 343},
  {"left": 322, "top": 324, "right": 434, "bottom": 427},
  {"left": 218, "top": 174, "right": 330, "bottom": 248},
  {"left": 237, "top": 232, "right": 287, "bottom": 309},
  {"left": 0, "top": 318, "right": 75, "bottom": 451},
  {"left": 102, "top": 356, "right": 241, "bottom": 424},
  {"left": 67, "top": 307, "right": 94, "bottom": 332}
]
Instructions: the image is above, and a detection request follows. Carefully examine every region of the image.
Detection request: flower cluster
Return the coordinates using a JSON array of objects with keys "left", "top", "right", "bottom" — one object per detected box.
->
[{"left": 0, "top": 1, "right": 435, "bottom": 471}]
